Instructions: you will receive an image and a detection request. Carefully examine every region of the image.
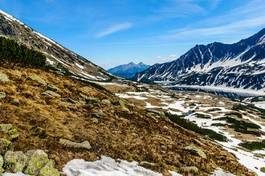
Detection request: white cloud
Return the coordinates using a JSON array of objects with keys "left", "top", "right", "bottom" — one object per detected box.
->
[
  {"left": 161, "top": 0, "right": 265, "bottom": 41},
  {"left": 95, "top": 22, "right": 133, "bottom": 38},
  {"left": 163, "top": 16, "right": 265, "bottom": 40}
]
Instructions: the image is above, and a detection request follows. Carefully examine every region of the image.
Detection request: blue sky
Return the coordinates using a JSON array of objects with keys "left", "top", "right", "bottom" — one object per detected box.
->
[{"left": 0, "top": 0, "right": 265, "bottom": 68}]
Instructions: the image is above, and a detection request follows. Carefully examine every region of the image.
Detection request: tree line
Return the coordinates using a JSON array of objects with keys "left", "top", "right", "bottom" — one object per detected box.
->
[{"left": 0, "top": 36, "right": 46, "bottom": 68}]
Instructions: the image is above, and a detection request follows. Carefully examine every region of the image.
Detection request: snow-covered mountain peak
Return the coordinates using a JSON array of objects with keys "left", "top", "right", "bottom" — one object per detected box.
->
[{"left": 135, "top": 28, "right": 265, "bottom": 91}]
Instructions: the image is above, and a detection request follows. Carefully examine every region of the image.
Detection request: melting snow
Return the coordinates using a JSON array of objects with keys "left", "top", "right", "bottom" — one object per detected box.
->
[
  {"left": 254, "top": 101, "right": 265, "bottom": 110},
  {"left": 63, "top": 156, "right": 162, "bottom": 176},
  {"left": 0, "top": 10, "right": 25, "bottom": 25},
  {"left": 3, "top": 173, "right": 28, "bottom": 176},
  {"left": 116, "top": 93, "right": 148, "bottom": 100},
  {"left": 75, "top": 63, "right": 85, "bottom": 70}
]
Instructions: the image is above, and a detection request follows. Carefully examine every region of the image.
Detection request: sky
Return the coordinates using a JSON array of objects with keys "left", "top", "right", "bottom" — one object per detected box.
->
[{"left": 0, "top": 0, "right": 265, "bottom": 69}]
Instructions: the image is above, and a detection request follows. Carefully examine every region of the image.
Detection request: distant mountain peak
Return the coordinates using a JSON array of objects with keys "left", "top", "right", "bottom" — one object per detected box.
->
[{"left": 108, "top": 62, "right": 150, "bottom": 79}]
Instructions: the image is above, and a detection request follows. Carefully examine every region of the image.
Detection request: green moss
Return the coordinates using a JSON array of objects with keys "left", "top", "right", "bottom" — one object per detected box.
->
[
  {"left": 39, "top": 161, "right": 60, "bottom": 176},
  {"left": 0, "top": 138, "right": 12, "bottom": 154}
]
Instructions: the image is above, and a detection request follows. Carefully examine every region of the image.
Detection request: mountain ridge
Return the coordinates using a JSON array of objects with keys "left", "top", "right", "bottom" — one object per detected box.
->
[
  {"left": 108, "top": 62, "right": 150, "bottom": 79},
  {"left": 0, "top": 10, "right": 113, "bottom": 82},
  {"left": 135, "top": 28, "right": 265, "bottom": 91}
]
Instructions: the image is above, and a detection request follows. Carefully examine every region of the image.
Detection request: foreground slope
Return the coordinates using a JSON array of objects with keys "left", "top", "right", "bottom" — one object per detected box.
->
[
  {"left": 112, "top": 83, "right": 265, "bottom": 175},
  {"left": 0, "top": 10, "right": 112, "bottom": 81},
  {"left": 136, "top": 28, "right": 265, "bottom": 91},
  {"left": 0, "top": 65, "right": 254, "bottom": 175}
]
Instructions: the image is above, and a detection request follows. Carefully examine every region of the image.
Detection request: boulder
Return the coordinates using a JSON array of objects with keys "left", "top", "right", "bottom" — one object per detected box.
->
[
  {"left": 184, "top": 144, "right": 207, "bottom": 159},
  {"left": 0, "top": 138, "right": 12, "bottom": 154},
  {"left": 0, "top": 73, "right": 10, "bottom": 83},
  {"left": 101, "top": 99, "right": 111, "bottom": 106},
  {"left": 39, "top": 161, "right": 60, "bottom": 176},
  {"left": 29, "top": 74, "right": 47, "bottom": 86},
  {"left": 42, "top": 91, "right": 61, "bottom": 98},
  {"left": 24, "top": 150, "right": 50, "bottom": 175},
  {"left": 0, "top": 92, "right": 6, "bottom": 100},
  {"left": 80, "top": 94, "right": 100, "bottom": 104},
  {"left": 4, "top": 151, "right": 27, "bottom": 173},
  {"left": 180, "top": 166, "right": 199, "bottom": 174},
  {"left": 59, "top": 139, "right": 91, "bottom": 150}
]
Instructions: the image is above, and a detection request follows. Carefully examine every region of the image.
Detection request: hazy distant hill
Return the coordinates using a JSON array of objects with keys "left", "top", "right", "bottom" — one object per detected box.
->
[{"left": 108, "top": 62, "right": 149, "bottom": 79}]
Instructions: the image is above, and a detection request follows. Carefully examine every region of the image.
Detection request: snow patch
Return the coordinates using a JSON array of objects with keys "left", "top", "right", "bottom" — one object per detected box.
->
[
  {"left": 3, "top": 173, "right": 28, "bottom": 176},
  {"left": 63, "top": 156, "right": 162, "bottom": 176}
]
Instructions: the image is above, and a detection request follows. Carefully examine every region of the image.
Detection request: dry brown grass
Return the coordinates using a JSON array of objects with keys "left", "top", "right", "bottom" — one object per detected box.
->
[{"left": 0, "top": 66, "right": 255, "bottom": 176}]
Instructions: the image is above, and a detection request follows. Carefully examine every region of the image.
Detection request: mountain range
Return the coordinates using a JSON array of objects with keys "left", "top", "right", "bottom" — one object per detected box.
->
[
  {"left": 0, "top": 9, "right": 261, "bottom": 176},
  {"left": 0, "top": 10, "right": 113, "bottom": 82},
  {"left": 135, "top": 28, "right": 265, "bottom": 92},
  {"left": 108, "top": 62, "right": 149, "bottom": 79}
]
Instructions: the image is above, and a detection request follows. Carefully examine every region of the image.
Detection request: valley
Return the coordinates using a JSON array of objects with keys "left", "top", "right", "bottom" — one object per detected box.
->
[{"left": 0, "top": 5, "right": 264, "bottom": 176}]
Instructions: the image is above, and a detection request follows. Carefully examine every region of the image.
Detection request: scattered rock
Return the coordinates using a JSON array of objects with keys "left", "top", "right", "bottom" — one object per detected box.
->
[
  {"left": 140, "top": 161, "right": 158, "bottom": 168},
  {"left": 24, "top": 150, "right": 50, "bottom": 175},
  {"left": 119, "top": 100, "right": 130, "bottom": 112},
  {"left": 180, "top": 166, "right": 199, "bottom": 174},
  {"left": 184, "top": 144, "right": 207, "bottom": 159},
  {"left": 29, "top": 74, "right": 47, "bottom": 86},
  {"left": 91, "top": 118, "right": 99, "bottom": 124},
  {"left": 0, "top": 92, "right": 6, "bottom": 100},
  {"left": 0, "top": 73, "right": 10, "bottom": 83},
  {"left": 4, "top": 151, "right": 27, "bottom": 173},
  {"left": 59, "top": 139, "right": 91, "bottom": 150},
  {"left": 91, "top": 110, "right": 105, "bottom": 118},
  {"left": 101, "top": 99, "right": 111, "bottom": 106},
  {"left": 80, "top": 94, "right": 100, "bottom": 104},
  {"left": 42, "top": 90, "right": 61, "bottom": 98},
  {"left": 0, "top": 138, "right": 12, "bottom": 154},
  {"left": 0, "top": 124, "right": 19, "bottom": 140}
]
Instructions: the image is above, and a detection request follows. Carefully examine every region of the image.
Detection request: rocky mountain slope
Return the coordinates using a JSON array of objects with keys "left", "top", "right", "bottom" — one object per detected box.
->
[
  {"left": 0, "top": 10, "right": 113, "bottom": 81},
  {"left": 0, "top": 65, "right": 255, "bottom": 176},
  {"left": 0, "top": 9, "right": 258, "bottom": 176},
  {"left": 135, "top": 28, "right": 265, "bottom": 91},
  {"left": 108, "top": 62, "right": 150, "bottom": 79}
]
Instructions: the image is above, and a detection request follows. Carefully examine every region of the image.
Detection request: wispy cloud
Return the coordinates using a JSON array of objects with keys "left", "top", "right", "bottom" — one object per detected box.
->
[
  {"left": 163, "top": 16, "right": 265, "bottom": 40},
  {"left": 95, "top": 22, "right": 133, "bottom": 38},
  {"left": 161, "top": 0, "right": 265, "bottom": 42}
]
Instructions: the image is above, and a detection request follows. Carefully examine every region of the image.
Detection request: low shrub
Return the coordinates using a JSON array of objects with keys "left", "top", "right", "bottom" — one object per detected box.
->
[
  {"left": 239, "top": 141, "right": 265, "bottom": 151},
  {"left": 165, "top": 113, "right": 228, "bottom": 142},
  {"left": 0, "top": 37, "right": 46, "bottom": 68}
]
